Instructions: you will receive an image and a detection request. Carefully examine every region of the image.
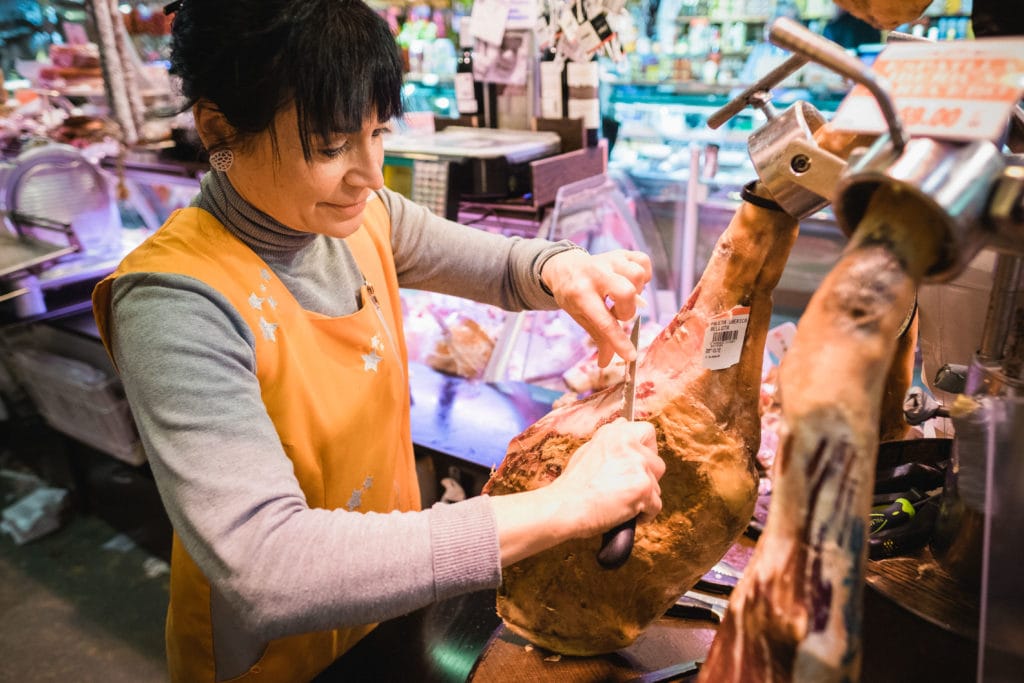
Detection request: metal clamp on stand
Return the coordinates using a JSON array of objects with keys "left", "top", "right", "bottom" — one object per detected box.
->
[
  {"left": 834, "top": 136, "right": 1006, "bottom": 281},
  {"left": 706, "top": 19, "right": 861, "bottom": 219},
  {"left": 746, "top": 102, "right": 846, "bottom": 219}
]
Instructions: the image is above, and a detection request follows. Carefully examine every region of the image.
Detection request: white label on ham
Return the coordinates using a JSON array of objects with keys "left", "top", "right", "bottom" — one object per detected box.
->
[{"left": 702, "top": 306, "right": 750, "bottom": 370}]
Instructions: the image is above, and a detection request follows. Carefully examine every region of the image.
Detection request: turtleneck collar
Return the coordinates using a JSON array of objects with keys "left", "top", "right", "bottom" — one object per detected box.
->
[{"left": 193, "top": 170, "right": 317, "bottom": 257}]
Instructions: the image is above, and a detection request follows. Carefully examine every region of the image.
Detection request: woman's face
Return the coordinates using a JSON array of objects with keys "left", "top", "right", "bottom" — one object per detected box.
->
[{"left": 226, "top": 105, "right": 391, "bottom": 238}]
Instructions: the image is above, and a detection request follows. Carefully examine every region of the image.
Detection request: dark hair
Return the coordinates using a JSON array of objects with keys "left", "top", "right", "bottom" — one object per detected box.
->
[{"left": 169, "top": 0, "right": 404, "bottom": 160}]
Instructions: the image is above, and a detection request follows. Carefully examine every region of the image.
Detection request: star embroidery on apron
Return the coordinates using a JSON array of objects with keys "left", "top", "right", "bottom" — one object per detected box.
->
[
  {"left": 362, "top": 350, "right": 382, "bottom": 372},
  {"left": 253, "top": 271, "right": 279, "bottom": 342},
  {"left": 345, "top": 475, "right": 375, "bottom": 511},
  {"left": 362, "top": 332, "right": 384, "bottom": 372},
  {"left": 259, "top": 316, "right": 279, "bottom": 342}
]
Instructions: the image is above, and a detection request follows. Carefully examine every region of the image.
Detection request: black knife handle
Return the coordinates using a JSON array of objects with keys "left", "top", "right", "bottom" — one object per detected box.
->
[{"left": 597, "top": 516, "right": 637, "bottom": 569}]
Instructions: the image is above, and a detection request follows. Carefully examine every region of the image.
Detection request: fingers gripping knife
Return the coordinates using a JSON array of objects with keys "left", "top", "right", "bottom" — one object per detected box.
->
[{"left": 597, "top": 317, "right": 641, "bottom": 570}]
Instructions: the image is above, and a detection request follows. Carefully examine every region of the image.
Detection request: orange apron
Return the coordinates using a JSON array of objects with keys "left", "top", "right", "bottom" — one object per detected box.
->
[{"left": 93, "top": 202, "right": 420, "bottom": 682}]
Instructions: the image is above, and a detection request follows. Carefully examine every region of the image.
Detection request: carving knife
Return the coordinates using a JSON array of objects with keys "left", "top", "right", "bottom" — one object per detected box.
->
[{"left": 597, "top": 317, "right": 641, "bottom": 569}]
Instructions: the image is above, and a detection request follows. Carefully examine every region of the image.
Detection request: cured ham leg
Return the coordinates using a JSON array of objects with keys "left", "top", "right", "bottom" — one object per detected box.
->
[
  {"left": 483, "top": 194, "right": 800, "bottom": 655},
  {"left": 832, "top": 0, "right": 932, "bottom": 29},
  {"left": 482, "top": 124, "right": 872, "bottom": 657},
  {"left": 698, "top": 185, "right": 943, "bottom": 682}
]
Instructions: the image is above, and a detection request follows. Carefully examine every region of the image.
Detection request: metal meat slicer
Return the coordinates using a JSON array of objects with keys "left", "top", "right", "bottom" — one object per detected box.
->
[{"left": 0, "top": 142, "right": 122, "bottom": 318}]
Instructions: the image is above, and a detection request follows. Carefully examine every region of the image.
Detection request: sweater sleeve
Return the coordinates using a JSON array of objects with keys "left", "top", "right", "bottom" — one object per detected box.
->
[
  {"left": 108, "top": 272, "right": 502, "bottom": 640},
  {"left": 377, "top": 186, "right": 581, "bottom": 311}
]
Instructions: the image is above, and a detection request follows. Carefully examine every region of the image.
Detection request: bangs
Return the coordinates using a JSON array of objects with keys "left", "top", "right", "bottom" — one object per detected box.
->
[{"left": 288, "top": 0, "right": 404, "bottom": 159}]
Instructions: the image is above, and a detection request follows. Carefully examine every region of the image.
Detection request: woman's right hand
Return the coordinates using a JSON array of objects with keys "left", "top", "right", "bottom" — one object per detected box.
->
[
  {"left": 548, "top": 419, "right": 664, "bottom": 540},
  {"left": 490, "top": 419, "right": 664, "bottom": 566}
]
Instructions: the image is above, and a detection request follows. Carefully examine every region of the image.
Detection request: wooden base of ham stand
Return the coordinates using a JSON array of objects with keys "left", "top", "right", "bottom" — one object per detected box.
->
[
  {"left": 316, "top": 587, "right": 715, "bottom": 683},
  {"left": 316, "top": 533, "right": 978, "bottom": 683},
  {"left": 863, "top": 549, "right": 979, "bottom": 683}
]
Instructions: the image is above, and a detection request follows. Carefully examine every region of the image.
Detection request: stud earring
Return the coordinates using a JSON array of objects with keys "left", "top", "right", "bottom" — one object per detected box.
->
[{"left": 209, "top": 148, "right": 234, "bottom": 172}]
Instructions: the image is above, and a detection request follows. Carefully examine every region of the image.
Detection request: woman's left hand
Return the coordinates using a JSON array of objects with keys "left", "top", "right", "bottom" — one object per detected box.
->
[{"left": 541, "top": 248, "right": 652, "bottom": 368}]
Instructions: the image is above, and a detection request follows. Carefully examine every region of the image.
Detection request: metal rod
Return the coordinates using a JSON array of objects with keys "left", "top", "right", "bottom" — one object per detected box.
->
[
  {"left": 998, "top": 259, "right": 1024, "bottom": 381},
  {"left": 1003, "top": 303, "right": 1024, "bottom": 381},
  {"left": 678, "top": 144, "right": 702, "bottom": 302},
  {"left": 706, "top": 53, "right": 808, "bottom": 130},
  {"left": 887, "top": 30, "right": 932, "bottom": 42},
  {"left": 768, "top": 17, "right": 908, "bottom": 151},
  {"left": 978, "top": 253, "right": 1024, "bottom": 364}
]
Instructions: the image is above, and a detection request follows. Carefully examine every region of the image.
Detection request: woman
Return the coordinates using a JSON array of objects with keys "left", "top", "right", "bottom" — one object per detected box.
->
[{"left": 91, "top": 1, "right": 664, "bottom": 681}]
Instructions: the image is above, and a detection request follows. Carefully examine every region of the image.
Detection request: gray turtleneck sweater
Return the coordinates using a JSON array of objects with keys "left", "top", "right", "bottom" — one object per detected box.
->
[{"left": 107, "top": 171, "right": 575, "bottom": 676}]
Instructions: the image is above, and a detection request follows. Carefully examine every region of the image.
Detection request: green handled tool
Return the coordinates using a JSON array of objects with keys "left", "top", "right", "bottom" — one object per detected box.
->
[{"left": 869, "top": 497, "right": 916, "bottom": 534}]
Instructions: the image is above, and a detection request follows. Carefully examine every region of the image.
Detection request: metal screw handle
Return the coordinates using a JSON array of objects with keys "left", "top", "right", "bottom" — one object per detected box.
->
[
  {"left": 768, "top": 17, "right": 908, "bottom": 151},
  {"left": 707, "top": 53, "right": 808, "bottom": 130}
]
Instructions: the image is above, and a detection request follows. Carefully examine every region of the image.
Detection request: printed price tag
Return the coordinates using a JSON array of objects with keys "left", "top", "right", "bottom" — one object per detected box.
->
[
  {"left": 831, "top": 37, "right": 1024, "bottom": 142},
  {"left": 470, "top": 0, "right": 510, "bottom": 46},
  {"left": 539, "top": 60, "right": 564, "bottom": 118},
  {"left": 702, "top": 306, "right": 750, "bottom": 371},
  {"left": 535, "top": 15, "right": 554, "bottom": 50},
  {"left": 576, "top": 20, "right": 602, "bottom": 54},
  {"left": 558, "top": 6, "right": 582, "bottom": 43},
  {"left": 567, "top": 97, "right": 600, "bottom": 127},
  {"left": 565, "top": 60, "right": 599, "bottom": 87},
  {"left": 503, "top": 0, "right": 537, "bottom": 29},
  {"left": 454, "top": 73, "right": 479, "bottom": 114},
  {"left": 577, "top": 13, "right": 613, "bottom": 55}
]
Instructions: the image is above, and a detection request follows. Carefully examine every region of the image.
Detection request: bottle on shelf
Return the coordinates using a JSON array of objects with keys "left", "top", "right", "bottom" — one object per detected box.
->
[
  {"left": 454, "top": 21, "right": 485, "bottom": 120},
  {"left": 566, "top": 58, "right": 601, "bottom": 147},
  {"left": 538, "top": 43, "right": 567, "bottom": 120}
]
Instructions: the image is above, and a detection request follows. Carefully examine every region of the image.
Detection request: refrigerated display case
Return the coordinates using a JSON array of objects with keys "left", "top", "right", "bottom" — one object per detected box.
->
[{"left": 400, "top": 169, "right": 667, "bottom": 397}]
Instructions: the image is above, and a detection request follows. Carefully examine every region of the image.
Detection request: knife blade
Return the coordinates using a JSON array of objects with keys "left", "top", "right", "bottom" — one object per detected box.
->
[
  {"left": 597, "top": 317, "right": 641, "bottom": 570},
  {"left": 622, "top": 316, "right": 640, "bottom": 420}
]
